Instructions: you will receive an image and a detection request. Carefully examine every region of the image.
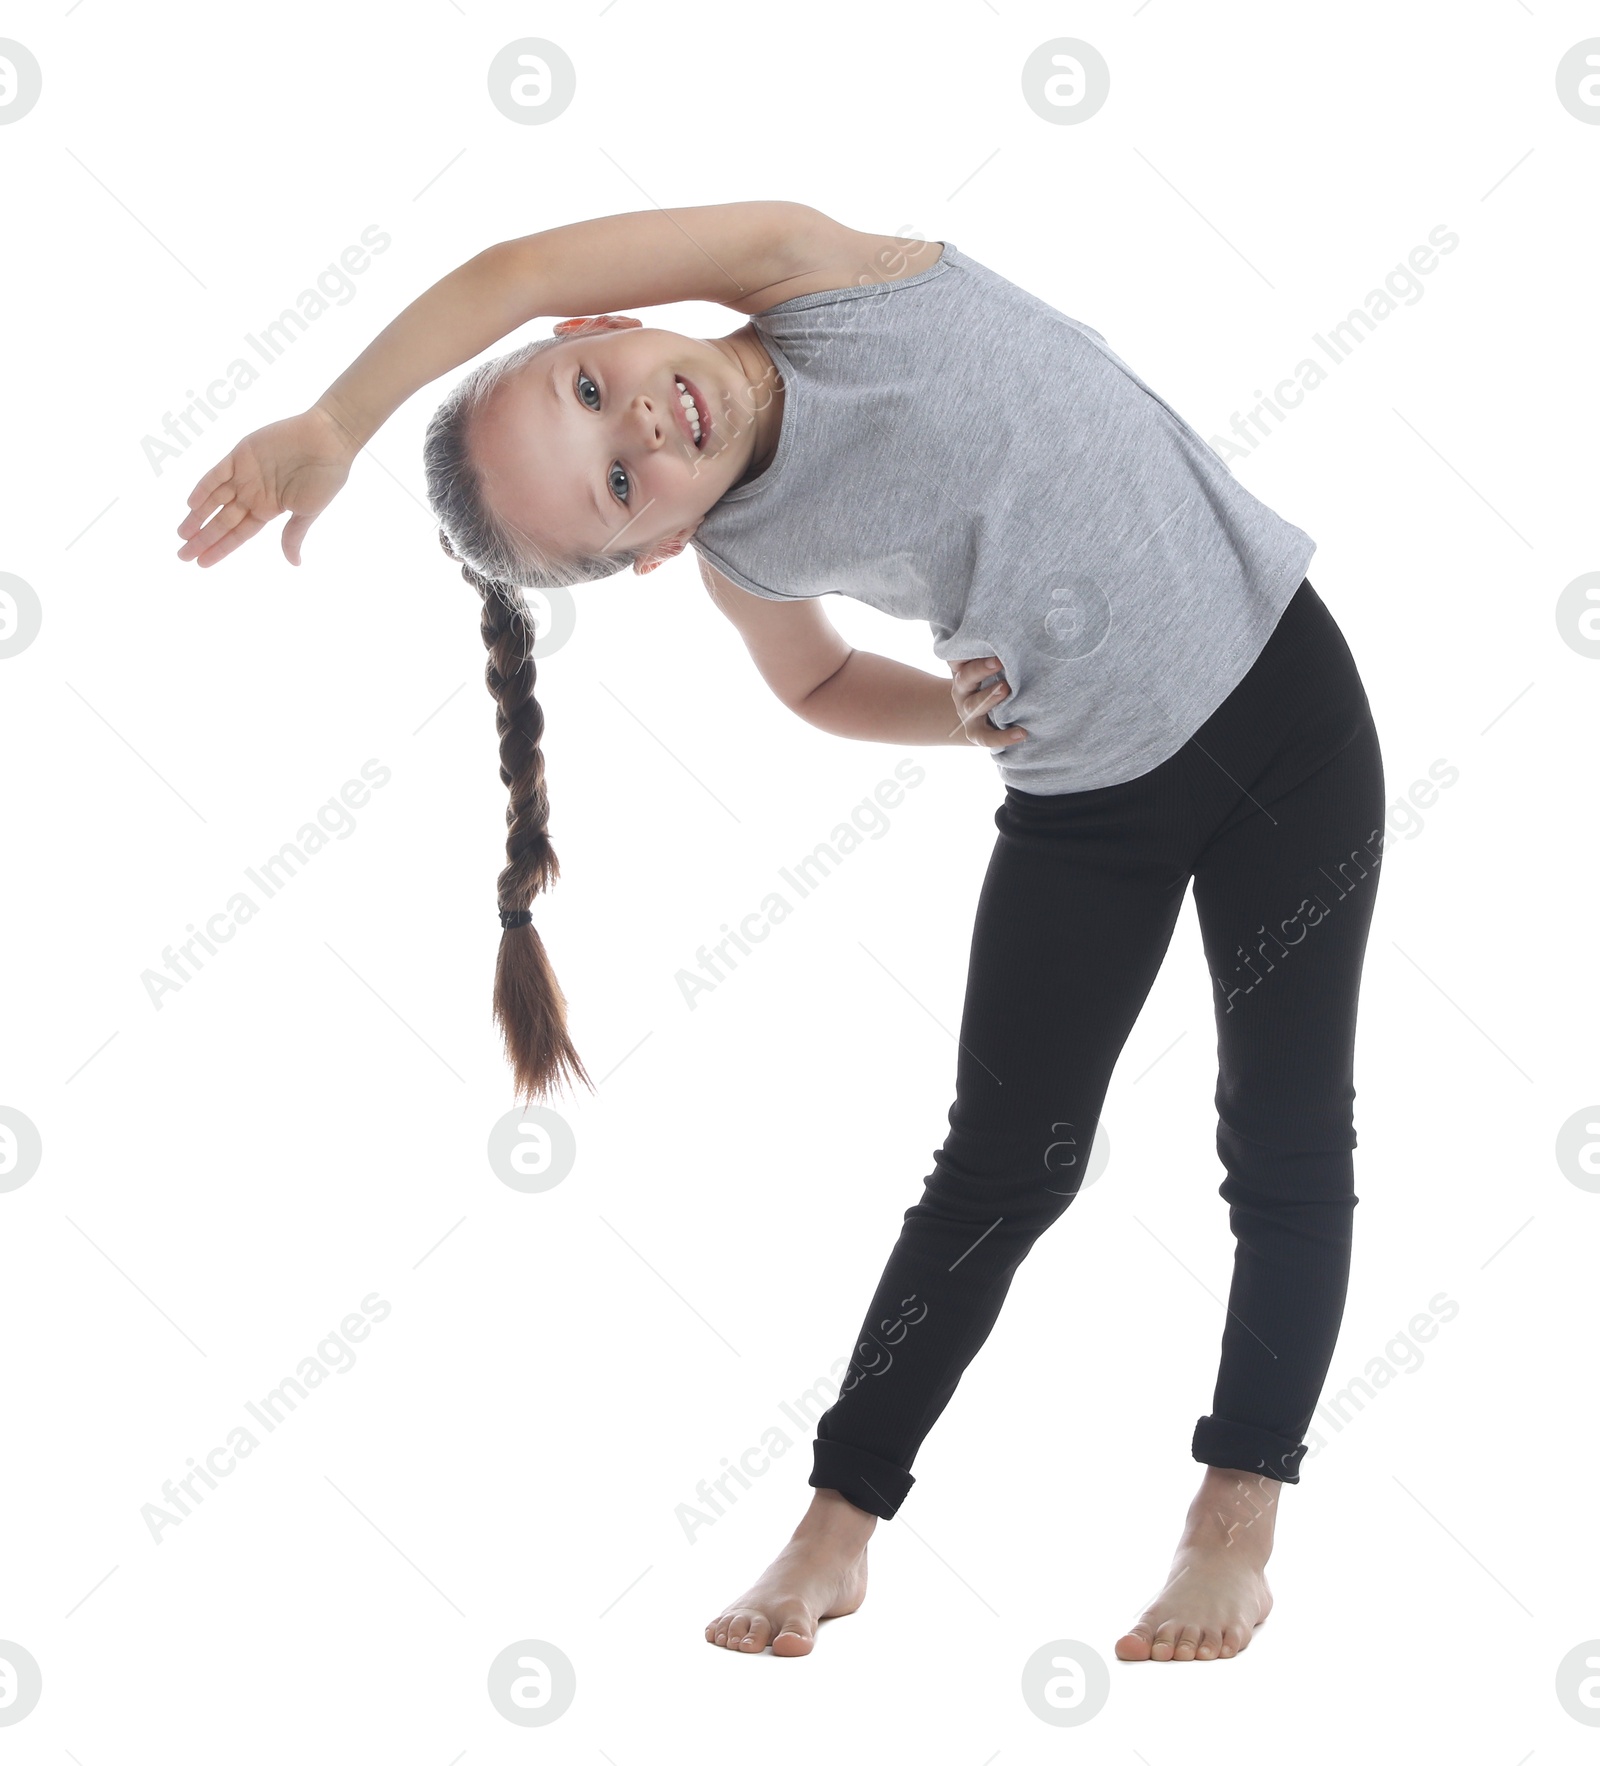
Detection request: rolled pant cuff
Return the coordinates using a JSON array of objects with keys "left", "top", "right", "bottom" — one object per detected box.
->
[
  {"left": 1192, "top": 1414, "right": 1307, "bottom": 1484},
  {"left": 810, "top": 1439, "right": 916, "bottom": 1519}
]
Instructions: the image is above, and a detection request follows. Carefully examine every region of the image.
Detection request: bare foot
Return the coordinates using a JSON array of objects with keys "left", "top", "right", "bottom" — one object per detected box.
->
[
  {"left": 1115, "top": 1465, "right": 1281, "bottom": 1662},
  {"left": 705, "top": 1487, "right": 877, "bottom": 1657}
]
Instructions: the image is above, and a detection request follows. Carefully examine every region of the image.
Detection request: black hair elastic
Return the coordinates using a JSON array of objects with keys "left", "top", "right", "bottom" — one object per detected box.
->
[{"left": 499, "top": 907, "right": 533, "bottom": 930}]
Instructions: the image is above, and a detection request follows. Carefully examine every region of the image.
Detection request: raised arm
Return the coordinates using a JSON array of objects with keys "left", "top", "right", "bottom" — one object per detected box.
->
[
  {"left": 177, "top": 201, "right": 830, "bottom": 567},
  {"left": 317, "top": 201, "right": 826, "bottom": 453}
]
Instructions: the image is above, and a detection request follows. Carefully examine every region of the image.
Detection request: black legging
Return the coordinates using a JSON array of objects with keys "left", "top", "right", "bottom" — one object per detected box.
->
[{"left": 810, "top": 579, "right": 1386, "bottom": 1519}]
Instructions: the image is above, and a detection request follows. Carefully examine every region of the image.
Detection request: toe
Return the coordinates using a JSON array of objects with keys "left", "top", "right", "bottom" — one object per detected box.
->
[
  {"left": 1150, "top": 1620, "right": 1181, "bottom": 1661},
  {"left": 1171, "top": 1624, "right": 1203, "bottom": 1661},
  {"left": 739, "top": 1615, "right": 773, "bottom": 1653},
  {"left": 1114, "top": 1624, "right": 1154, "bottom": 1662},
  {"left": 724, "top": 1614, "right": 752, "bottom": 1649},
  {"left": 1194, "top": 1628, "right": 1219, "bottom": 1661},
  {"left": 769, "top": 1603, "right": 816, "bottom": 1656}
]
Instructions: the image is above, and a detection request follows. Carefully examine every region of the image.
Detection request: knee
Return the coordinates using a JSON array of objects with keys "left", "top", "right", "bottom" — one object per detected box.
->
[
  {"left": 916, "top": 1143, "right": 1083, "bottom": 1235},
  {"left": 1217, "top": 1105, "right": 1356, "bottom": 1173},
  {"left": 1215, "top": 1111, "right": 1357, "bottom": 1220},
  {"left": 1217, "top": 1165, "right": 1357, "bottom": 1255}
]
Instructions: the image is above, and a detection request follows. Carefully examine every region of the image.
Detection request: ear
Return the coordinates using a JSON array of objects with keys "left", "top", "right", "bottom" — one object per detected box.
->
[
  {"left": 552, "top": 314, "right": 644, "bottom": 337},
  {"left": 634, "top": 536, "right": 688, "bottom": 576}
]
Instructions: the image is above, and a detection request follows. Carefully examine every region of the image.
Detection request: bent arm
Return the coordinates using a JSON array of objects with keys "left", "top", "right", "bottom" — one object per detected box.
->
[
  {"left": 313, "top": 201, "right": 823, "bottom": 455},
  {"left": 703, "top": 558, "right": 970, "bottom": 746},
  {"left": 796, "top": 651, "right": 971, "bottom": 746}
]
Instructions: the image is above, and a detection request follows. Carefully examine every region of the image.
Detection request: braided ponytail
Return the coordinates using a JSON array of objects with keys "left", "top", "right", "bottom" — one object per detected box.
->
[
  {"left": 437, "top": 527, "right": 593, "bottom": 1103},
  {"left": 421, "top": 323, "right": 655, "bottom": 1102}
]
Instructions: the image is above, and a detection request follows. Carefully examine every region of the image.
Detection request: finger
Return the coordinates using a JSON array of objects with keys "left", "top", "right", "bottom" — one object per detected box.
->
[
  {"left": 281, "top": 513, "right": 314, "bottom": 566},
  {"left": 191, "top": 515, "right": 265, "bottom": 568},
  {"left": 181, "top": 456, "right": 241, "bottom": 518},
  {"left": 954, "top": 656, "right": 1002, "bottom": 689},
  {"left": 961, "top": 679, "right": 1009, "bottom": 716},
  {"left": 972, "top": 704, "right": 1027, "bottom": 746},
  {"left": 177, "top": 500, "right": 251, "bottom": 561},
  {"left": 177, "top": 501, "right": 245, "bottom": 557},
  {"left": 177, "top": 481, "right": 237, "bottom": 540}
]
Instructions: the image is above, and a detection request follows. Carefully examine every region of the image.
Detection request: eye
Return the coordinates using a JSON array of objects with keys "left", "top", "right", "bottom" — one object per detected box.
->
[{"left": 576, "top": 368, "right": 630, "bottom": 505}]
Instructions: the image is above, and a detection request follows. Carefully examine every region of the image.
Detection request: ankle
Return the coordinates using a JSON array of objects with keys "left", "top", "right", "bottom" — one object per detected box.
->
[
  {"left": 792, "top": 1487, "right": 878, "bottom": 1550},
  {"left": 1182, "top": 1467, "right": 1282, "bottom": 1551}
]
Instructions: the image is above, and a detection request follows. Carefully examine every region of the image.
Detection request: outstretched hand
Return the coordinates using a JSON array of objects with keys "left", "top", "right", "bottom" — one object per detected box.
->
[{"left": 175, "top": 405, "right": 357, "bottom": 569}]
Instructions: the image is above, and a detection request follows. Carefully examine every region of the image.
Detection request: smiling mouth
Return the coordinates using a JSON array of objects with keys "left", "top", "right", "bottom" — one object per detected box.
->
[{"left": 673, "top": 373, "right": 709, "bottom": 450}]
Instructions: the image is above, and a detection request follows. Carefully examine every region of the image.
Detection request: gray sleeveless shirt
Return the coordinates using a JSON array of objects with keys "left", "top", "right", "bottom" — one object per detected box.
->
[{"left": 689, "top": 241, "right": 1316, "bottom": 794}]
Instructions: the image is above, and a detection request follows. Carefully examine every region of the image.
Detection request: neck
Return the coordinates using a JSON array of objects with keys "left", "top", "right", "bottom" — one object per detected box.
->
[{"left": 713, "top": 326, "right": 786, "bottom": 482}]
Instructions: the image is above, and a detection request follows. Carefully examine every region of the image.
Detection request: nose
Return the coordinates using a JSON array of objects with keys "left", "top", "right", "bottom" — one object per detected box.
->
[{"left": 630, "top": 387, "right": 671, "bottom": 450}]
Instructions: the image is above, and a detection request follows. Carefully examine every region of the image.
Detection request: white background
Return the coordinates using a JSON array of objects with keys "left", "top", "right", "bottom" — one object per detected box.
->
[{"left": 2, "top": 0, "right": 1597, "bottom": 1757}]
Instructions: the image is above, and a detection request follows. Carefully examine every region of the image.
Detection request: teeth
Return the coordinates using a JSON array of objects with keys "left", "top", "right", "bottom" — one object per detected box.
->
[{"left": 674, "top": 375, "right": 702, "bottom": 444}]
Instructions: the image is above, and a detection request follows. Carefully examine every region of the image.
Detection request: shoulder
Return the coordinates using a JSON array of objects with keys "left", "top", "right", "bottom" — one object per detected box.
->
[
  {"left": 696, "top": 551, "right": 787, "bottom": 610},
  {"left": 751, "top": 210, "right": 950, "bottom": 312}
]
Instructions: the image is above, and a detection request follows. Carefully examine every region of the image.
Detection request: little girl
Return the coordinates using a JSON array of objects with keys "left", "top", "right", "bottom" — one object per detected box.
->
[{"left": 175, "top": 200, "right": 1386, "bottom": 1665}]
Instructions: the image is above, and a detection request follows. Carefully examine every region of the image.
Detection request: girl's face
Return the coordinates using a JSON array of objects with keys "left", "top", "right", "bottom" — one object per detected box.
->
[{"left": 470, "top": 324, "right": 782, "bottom": 570}]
